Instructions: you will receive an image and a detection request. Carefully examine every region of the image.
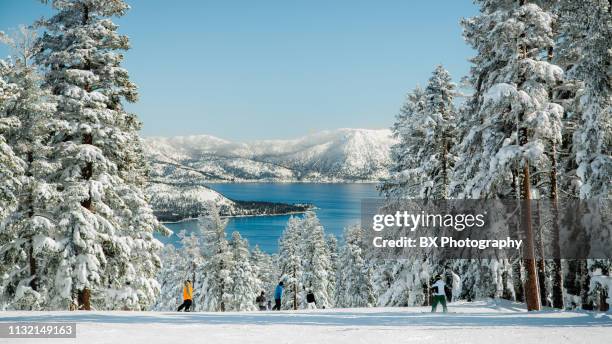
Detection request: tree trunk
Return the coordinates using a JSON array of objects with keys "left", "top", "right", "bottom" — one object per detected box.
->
[
  {"left": 293, "top": 266, "right": 297, "bottom": 310},
  {"left": 535, "top": 201, "right": 548, "bottom": 307},
  {"left": 512, "top": 259, "right": 525, "bottom": 302},
  {"left": 579, "top": 260, "right": 593, "bottom": 310},
  {"left": 521, "top": 161, "right": 541, "bottom": 311},
  {"left": 78, "top": 288, "right": 91, "bottom": 310},
  {"left": 550, "top": 143, "right": 564, "bottom": 309}
]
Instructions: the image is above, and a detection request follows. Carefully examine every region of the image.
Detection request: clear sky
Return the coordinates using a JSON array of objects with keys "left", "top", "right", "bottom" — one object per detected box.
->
[{"left": 0, "top": 0, "right": 477, "bottom": 140}]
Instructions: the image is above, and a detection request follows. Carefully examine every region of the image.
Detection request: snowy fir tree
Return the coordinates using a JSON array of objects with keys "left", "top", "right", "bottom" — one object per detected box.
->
[
  {"left": 557, "top": 0, "right": 611, "bottom": 200},
  {"left": 379, "top": 86, "right": 427, "bottom": 199},
  {"left": 251, "top": 245, "right": 279, "bottom": 302},
  {"left": 0, "top": 60, "right": 23, "bottom": 222},
  {"left": 300, "top": 212, "right": 334, "bottom": 308},
  {"left": 278, "top": 216, "right": 304, "bottom": 310},
  {"left": 379, "top": 65, "right": 457, "bottom": 200},
  {"left": 227, "top": 232, "right": 259, "bottom": 311},
  {"left": 325, "top": 234, "right": 338, "bottom": 306},
  {"left": 197, "top": 211, "right": 234, "bottom": 312},
  {"left": 451, "top": 0, "right": 565, "bottom": 311},
  {"left": 153, "top": 231, "right": 203, "bottom": 311},
  {"left": 335, "top": 226, "right": 375, "bottom": 308},
  {"left": 27, "top": 0, "right": 165, "bottom": 310},
  {"left": 0, "top": 27, "right": 59, "bottom": 310}
]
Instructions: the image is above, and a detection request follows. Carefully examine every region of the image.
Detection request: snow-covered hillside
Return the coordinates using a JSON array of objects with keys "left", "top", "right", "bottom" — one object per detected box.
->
[
  {"left": 1, "top": 300, "right": 609, "bottom": 344},
  {"left": 144, "top": 128, "right": 396, "bottom": 182},
  {"left": 147, "top": 182, "right": 311, "bottom": 222}
]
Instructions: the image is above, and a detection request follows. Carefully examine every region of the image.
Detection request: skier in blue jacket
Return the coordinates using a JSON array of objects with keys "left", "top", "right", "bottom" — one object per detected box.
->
[{"left": 272, "top": 281, "right": 284, "bottom": 310}]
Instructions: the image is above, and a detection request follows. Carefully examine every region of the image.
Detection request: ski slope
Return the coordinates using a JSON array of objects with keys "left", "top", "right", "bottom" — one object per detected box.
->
[{"left": 0, "top": 300, "right": 610, "bottom": 344}]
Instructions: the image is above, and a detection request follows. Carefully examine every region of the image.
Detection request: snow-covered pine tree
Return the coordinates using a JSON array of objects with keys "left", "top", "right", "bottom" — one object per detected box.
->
[
  {"left": 335, "top": 226, "right": 375, "bottom": 308},
  {"left": 300, "top": 212, "right": 333, "bottom": 308},
  {"left": 0, "top": 60, "right": 23, "bottom": 222},
  {"left": 454, "top": 0, "right": 565, "bottom": 311},
  {"left": 34, "top": 0, "right": 165, "bottom": 310},
  {"left": 228, "top": 231, "right": 259, "bottom": 311},
  {"left": 0, "top": 27, "right": 59, "bottom": 310},
  {"left": 378, "top": 86, "right": 426, "bottom": 199},
  {"left": 278, "top": 216, "right": 303, "bottom": 310},
  {"left": 375, "top": 66, "right": 458, "bottom": 307},
  {"left": 379, "top": 66, "right": 456, "bottom": 200},
  {"left": 0, "top": 61, "right": 27, "bottom": 311},
  {"left": 555, "top": 0, "right": 612, "bottom": 311},
  {"left": 154, "top": 244, "right": 182, "bottom": 311},
  {"left": 251, "top": 245, "right": 278, "bottom": 303},
  {"left": 325, "top": 234, "right": 338, "bottom": 307},
  {"left": 197, "top": 212, "right": 233, "bottom": 312},
  {"left": 154, "top": 231, "right": 203, "bottom": 311},
  {"left": 423, "top": 65, "right": 457, "bottom": 199},
  {"left": 561, "top": 0, "right": 612, "bottom": 200}
]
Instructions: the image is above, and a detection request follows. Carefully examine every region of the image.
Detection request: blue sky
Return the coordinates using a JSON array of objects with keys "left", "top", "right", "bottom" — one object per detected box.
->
[{"left": 0, "top": 0, "right": 477, "bottom": 140}]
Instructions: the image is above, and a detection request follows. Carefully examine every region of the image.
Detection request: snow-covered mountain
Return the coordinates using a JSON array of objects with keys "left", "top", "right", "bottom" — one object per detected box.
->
[{"left": 144, "top": 128, "right": 396, "bottom": 182}]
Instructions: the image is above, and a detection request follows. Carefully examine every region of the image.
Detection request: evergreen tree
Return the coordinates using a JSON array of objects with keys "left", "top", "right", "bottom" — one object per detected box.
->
[
  {"left": 0, "top": 60, "right": 23, "bottom": 221},
  {"left": 325, "top": 234, "right": 338, "bottom": 307},
  {"left": 454, "top": 0, "right": 565, "bottom": 311},
  {"left": 228, "top": 232, "right": 259, "bottom": 311},
  {"left": 0, "top": 61, "right": 26, "bottom": 310},
  {"left": 335, "top": 226, "right": 375, "bottom": 308},
  {"left": 197, "top": 212, "right": 233, "bottom": 312},
  {"left": 379, "top": 86, "right": 426, "bottom": 199},
  {"left": 0, "top": 27, "right": 61, "bottom": 310},
  {"left": 33, "top": 0, "right": 164, "bottom": 310},
  {"left": 300, "top": 212, "right": 333, "bottom": 308},
  {"left": 278, "top": 216, "right": 303, "bottom": 310},
  {"left": 380, "top": 65, "right": 457, "bottom": 200},
  {"left": 251, "top": 245, "right": 278, "bottom": 302}
]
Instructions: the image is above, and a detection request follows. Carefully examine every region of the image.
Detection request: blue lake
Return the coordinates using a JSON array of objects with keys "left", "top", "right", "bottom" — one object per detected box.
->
[{"left": 159, "top": 183, "right": 379, "bottom": 253}]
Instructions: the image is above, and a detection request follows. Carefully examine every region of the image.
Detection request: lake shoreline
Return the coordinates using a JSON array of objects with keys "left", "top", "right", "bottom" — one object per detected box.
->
[{"left": 160, "top": 209, "right": 316, "bottom": 224}]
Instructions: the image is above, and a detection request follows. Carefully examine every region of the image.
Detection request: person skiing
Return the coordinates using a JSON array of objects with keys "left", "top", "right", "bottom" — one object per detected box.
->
[
  {"left": 306, "top": 289, "right": 317, "bottom": 310},
  {"left": 177, "top": 280, "right": 193, "bottom": 312},
  {"left": 272, "top": 281, "right": 284, "bottom": 310},
  {"left": 256, "top": 291, "right": 267, "bottom": 311},
  {"left": 431, "top": 275, "right": 448, "bottom": 313}
]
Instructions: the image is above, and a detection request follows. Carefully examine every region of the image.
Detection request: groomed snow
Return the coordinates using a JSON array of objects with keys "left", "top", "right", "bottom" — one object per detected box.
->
[{"left": 0, "top": 300, "right": 610, "bottom": 344}]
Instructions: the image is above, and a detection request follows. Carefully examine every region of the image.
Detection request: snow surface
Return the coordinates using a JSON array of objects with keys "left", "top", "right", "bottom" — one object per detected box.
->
[{"left": 0, "top": 300, "right": 609, "bottom": 344}]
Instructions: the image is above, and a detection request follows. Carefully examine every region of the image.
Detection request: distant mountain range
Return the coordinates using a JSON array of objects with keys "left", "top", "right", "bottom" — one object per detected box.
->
[
  {"left": 144, "top": 128, "right": 394, "bottom": 221},
  {"left": 143, "top": 128, "right": 396, "bottom": 183}
]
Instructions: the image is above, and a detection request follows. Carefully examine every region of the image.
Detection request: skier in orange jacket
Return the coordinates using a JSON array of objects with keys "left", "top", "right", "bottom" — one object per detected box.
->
[{"left": 177, "top": 280, "right": 193, "bottom": 312}]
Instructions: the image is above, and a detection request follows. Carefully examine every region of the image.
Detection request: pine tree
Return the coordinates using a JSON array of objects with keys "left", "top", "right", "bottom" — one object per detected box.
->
[
  {"left": 228, "top": 232, "right": 259, "bottom": 311},
  {"left": 563, "top": 0, "right": 612, "bottom": 200},
  {"left": 555, "top": 0, "right": 612, "bottom": 311},
  {"left": 378, "top": 86, "right": 426, "bottom": 199},
  {"left": 0, "top": 27, "right": 61, "bottom": 310},
  {"left": 278, "top": 216, "right": 303, "bottom": 310},
  {"left": 251, "top": 245, "right": 278, "bottom": 303},
  {"left": 33, "top": 0, "right": 165, "bottom": 310},
  {"left": 0, "top": 60, "right": 26, "bottom": 310},
  {"left": 325, "top": 234, "right": 338, "bottom": 307},
  {"left": 197, "top": 212, "right": 233, "bottom": 312},
  {"left": 0, "top": 60, "right": 23, "bottom": 221},
  {"left": 380, "top": 66, "right": 457, "bottom": 200},
  {"left": 300, "top": 212, "right": 333, "bottom": 308},
  {"left": 455, "top": 0, "right": 566, "bottom": 311},
  {"left": 336, "top": 226, "right": 375, "bottom": 308}
]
